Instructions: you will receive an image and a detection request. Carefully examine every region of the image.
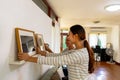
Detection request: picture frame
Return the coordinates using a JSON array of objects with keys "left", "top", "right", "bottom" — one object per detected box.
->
[
  {"left": 36, "top": 34, "right": 45, "bottom": 51},
  {"left": 15, "top": 28, "right": 36, "bottom": 56}
]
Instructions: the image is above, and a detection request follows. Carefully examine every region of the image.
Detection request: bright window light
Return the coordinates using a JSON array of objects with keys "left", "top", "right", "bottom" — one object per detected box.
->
[
  {"left": 105, "top": 4, "right": 120, "bottom": 12},
  {"left": 89, "top": 33, "right": 107, "bottom": 48}
]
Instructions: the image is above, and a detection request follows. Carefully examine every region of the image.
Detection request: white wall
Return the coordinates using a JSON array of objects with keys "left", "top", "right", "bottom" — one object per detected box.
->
[
  {"left": 111, "top": 25, "right": 120, "bottom": 63},
  {"left": 0, "top": 0, "right": 53, "bottom": 80},
  {"left": 53, "top": 20, "right": 61, "bottom": 53}
]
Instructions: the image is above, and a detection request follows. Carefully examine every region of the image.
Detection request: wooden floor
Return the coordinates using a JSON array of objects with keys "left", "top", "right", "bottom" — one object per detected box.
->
[
  {"left": 94, "top": 62, "right": 120, "bottom": 80},
  {"left": 50, "top": 62, "right": 120, "bottom": 80}
]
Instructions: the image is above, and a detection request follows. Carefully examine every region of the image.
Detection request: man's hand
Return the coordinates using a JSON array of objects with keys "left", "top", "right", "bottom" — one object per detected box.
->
[
  {"left": 39, "top": 51, "right": 47, "bottom": 56},
  {"left": 18, "top": 53, "right": 30, "bottom": 61},
  {"left": 44, "top": 43, "right": 53, "bottom": 53}
]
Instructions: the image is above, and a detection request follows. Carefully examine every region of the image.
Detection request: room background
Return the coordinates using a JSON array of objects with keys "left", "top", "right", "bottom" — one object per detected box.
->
[{"left": 0, "top": 0, "right": 119, "bottom": 80}]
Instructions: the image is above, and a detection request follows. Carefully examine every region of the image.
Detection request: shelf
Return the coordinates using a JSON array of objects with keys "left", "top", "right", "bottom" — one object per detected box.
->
[
  {"left": 9, "top": 54, "right": 39, "bottom": 65},
  {"left": 9, "top": 60, "right": 25, "bottom": 65}
]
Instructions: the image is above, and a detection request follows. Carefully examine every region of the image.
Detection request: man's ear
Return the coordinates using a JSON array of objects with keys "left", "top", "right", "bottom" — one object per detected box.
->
[
  {"left": 74, "top": 34, "right": 79, "bottom": 40},
  {"left": 74, "top": 34, "right": 78, "bottom": 38}
]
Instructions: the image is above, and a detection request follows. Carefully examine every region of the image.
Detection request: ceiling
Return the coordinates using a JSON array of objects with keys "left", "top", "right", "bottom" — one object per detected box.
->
[{"left": 47, "top": 0, "right": 120, "bottom": 29}]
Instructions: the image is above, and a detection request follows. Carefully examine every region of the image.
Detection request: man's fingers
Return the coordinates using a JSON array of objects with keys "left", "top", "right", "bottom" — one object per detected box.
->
[{"left": 18, "top": 53, "right": 24, "bottom": 60}]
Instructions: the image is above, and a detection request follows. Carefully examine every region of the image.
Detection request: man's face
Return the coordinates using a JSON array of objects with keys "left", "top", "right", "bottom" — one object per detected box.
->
[
  {"left": 66, "top": 39, "right": 72, "bottom": 47},
  {"left": 67, "top": 31, "right": 75, "bottom": 44}
]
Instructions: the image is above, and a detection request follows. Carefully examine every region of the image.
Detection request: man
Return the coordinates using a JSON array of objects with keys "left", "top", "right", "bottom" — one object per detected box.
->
[
  {"left": 40, "top": 36, "right": 74, "bottom": 80},
  {"left": 62, "top": 36, "right": 74, "bottom": 80}
]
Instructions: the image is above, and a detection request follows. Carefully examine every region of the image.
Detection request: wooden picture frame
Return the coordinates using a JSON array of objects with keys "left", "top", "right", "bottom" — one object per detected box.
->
[
  {"left": 15, "top": 28, "right": 36, "bottom": 56},
  {"left": 36, "top": 34, "right": 45, "bottom": 51}
]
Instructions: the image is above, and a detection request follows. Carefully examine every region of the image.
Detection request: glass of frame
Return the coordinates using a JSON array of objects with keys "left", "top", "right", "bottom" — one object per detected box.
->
[
  {"left": 15, "top": 28, "right": 36, "bottom": 56},
  {"left": 36, "top": 34, "right": 45, "bottom": 51}
]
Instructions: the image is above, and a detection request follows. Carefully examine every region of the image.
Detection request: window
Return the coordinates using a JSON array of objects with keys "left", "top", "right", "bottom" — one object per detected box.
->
[
  {"left": 60, "top": 30, "right": 68, "bottom": 51},
  {"left": 89, "top": 33, "right": 107, "bottom": 48}
]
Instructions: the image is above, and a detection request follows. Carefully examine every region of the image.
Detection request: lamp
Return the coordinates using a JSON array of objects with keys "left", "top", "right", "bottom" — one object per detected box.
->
[{"left": 105, "top": 4, "right": 120, "bottom": 12}]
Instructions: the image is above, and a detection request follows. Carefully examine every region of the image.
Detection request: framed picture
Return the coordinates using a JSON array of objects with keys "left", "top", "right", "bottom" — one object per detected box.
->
[
  {"left": 36, "top": 34, "right": 45, "bottom": 51},
  {"left": 15, "top": 28, "right": 36, "bottom": 56}
]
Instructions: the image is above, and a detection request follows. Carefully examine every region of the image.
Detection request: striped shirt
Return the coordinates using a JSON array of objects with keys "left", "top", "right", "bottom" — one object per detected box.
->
[{"left": 37, "top": 48, "right": 90, "bottom": 80}]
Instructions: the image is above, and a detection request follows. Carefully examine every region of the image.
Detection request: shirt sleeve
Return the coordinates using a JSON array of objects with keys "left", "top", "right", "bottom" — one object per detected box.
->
[
  {"left": 37, "top": 49, "right": 88, "bottom": 66},
  {"left": 46, "top": 49, "right": 73, "bottom": 57},
  {"left": 46, "top": 52, "right": 62, "bottom": 57}
]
